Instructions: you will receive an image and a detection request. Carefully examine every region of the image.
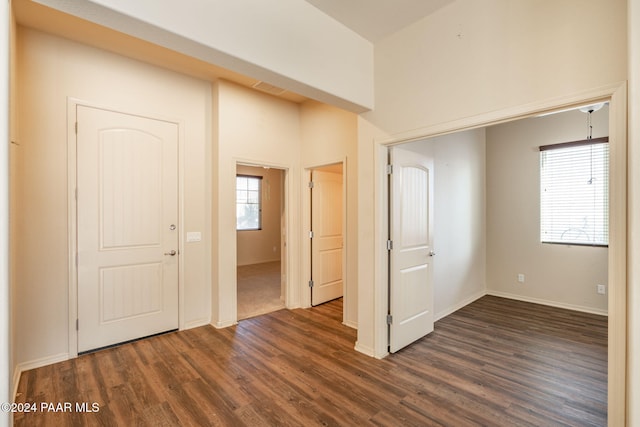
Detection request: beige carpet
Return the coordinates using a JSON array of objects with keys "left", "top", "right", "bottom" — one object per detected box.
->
[{"left": 237, "top": 261, "right": 284, "bottom": 320}]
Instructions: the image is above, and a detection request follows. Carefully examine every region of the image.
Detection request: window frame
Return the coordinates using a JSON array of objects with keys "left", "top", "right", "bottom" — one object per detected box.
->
[
  {"left": 539, "top": 136, "right": 609, "bottom": 247},
  {"left": 236, "top": 174, "right": 263, "bottom": 231}
]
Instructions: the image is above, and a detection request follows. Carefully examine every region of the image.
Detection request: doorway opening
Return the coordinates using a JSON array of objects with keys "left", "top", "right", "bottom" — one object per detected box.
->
[
  {"left": 373, "top": 85, "right": 626, "bottom": 421},
  {"left": 386, "top": 103, "right": 611, "bottom": 354},
  {"left": 308, "top": 163, "right": 345, "bottom": 308},
  {"left": 236, "top": 164, "right": 286, "bottom": 320}
]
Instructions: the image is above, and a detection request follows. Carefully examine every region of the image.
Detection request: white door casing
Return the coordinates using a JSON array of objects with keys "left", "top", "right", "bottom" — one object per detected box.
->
[
  {"left": 389, "top": 146, "right": 434, "bottom": 353},
  {"left": 310, "top": 169, "right": 344, "bottom": 306},
  {"left": 76, "top": 105, "right": 179, "bottom": 352}
]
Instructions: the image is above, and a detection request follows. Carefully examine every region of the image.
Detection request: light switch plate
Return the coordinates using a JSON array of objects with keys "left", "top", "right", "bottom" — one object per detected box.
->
[{"left": 186, "top": 232, "right": 202, "bottom": 243}]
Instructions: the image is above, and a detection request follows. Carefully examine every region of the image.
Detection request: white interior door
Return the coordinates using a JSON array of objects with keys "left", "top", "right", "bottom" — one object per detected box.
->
[
  {"left": 310, "top": 169, "right": 343, "bottom": 306},
  {"left": 77, "top": 105, "right": 179, "bottom": 353},
  {"left": 389, "top": 146, "right": 434, "bottom": 353}
]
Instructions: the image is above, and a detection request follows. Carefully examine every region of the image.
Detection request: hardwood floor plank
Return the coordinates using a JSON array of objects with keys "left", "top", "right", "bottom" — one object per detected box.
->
[
  {"left": 369, "top": 407, "right": 444, "bottom": 427},
  {"left": 115, "top": 346, "right": 162, "bottom": 407},
  {"left": 139, "top": 401, "right": 182, "bottom": 427},
  {"left": 400, "top": 392, "right": 501, "bottom": 427},
  {"left": 164, "top": 381, "right": 219, "bottom": 427},
  {"left": 233, "top": 404, "right": 273, "bottom": 427},
  {"left": 14, "top": 296, "right": 607, "bottom": 426}
]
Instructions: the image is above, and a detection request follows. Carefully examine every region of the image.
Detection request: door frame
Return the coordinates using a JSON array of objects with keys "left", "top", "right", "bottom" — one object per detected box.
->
[
  {"left": 234, "top": 162, "right": 288, "bottom": 319},
  {"left": 232, "top": 159, "right": 291, "bottom": 322},
  {"left": 302, "top": 159, "right": 348, "bottom": 319},
  {"left": 371, "top": 83, "right": 627, "bottom": 422},
  {"left": 66, "top": 98, "right": 185, "bottom": 358}
]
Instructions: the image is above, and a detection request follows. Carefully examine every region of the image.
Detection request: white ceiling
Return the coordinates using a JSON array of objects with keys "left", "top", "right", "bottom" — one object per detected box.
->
[
  {"left": 14, "top": 0, "right": 455, "bottom": 106},
  {"left": 304, "top": 0, "right": 454, "bottom": 42}
]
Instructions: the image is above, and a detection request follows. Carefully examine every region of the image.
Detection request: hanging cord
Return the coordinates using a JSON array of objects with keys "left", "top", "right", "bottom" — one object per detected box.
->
[{"left": 587, "top": 109, "right": 594, "bottom": 184}]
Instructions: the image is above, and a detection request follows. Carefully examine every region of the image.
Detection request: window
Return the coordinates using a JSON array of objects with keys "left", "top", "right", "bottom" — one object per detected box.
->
[
  {"left": 540, "top": 137, "right": 609, "bottom": 246},
  {"left": 236, "top": 175, "right": 262, "bottom": 230}
]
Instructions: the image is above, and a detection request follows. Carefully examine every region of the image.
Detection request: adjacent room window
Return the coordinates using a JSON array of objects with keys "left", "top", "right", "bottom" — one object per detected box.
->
[
  {"left": 540, "top": 137, "right": 609, "bottom": 246},
  {"left": 236, "top": 175, "right": 262, "bottom": 230}
]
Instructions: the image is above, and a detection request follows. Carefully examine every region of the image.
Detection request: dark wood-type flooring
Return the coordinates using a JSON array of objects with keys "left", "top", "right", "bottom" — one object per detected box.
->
[{"left": 14, "top": 296, "right": 607, "bottom": 426}]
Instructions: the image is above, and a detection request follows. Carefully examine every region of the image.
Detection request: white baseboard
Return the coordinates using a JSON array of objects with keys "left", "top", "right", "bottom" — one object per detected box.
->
[
  {"left": 12, "top": 366, "right": 20, "bottom": 403},
  {"left": 12, "top": 353, "right": 70, "bottom": 401},
  {"left": 435, "top": 290, "right": 486, "bottom": 321},
  {"left": 342, "top": 319, "right": 358, "bottom": 329},
  {"left": 487, "top": 290, "right": 608, "bottom": 316},
  {"left": 354, "top": 341, "right": 376, "bottom": 358},
  {"left": 213, "top": 320, "right": 237, "bottom": 329},
  {"left": 184, "top": 318, "right": 211, "bottom": 330}
]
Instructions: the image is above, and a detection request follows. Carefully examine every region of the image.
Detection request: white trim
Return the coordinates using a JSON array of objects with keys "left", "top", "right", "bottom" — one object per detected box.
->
[
  {"left": 343, "top": 320, "right": 357, "bottom": 329},
  {"left": 302, "top": 158, "right": 348, "bottom": 324},
  {"left": 628, "top": 1, "right": 640, "bottom": 424},
  {"left": 232, "top": 158, "right": 293, "bottom": 323},
  {"left": 213, "top": 320, "right": 237, "bottom": 329},
  {"left": 486, "top": 291, "right": 608, "bottom": 317},
  {"left": 605, "top": 82, "right": 627, "bottom": 426},
  {"left": 66, "top": 98, "right": 185, "bottom": 357},
  {"left": 66, "top": 99, "right": 78, "bottom": 358},
  {"left": 301, "top": 168, "right": 312, "bottom": 309},
  {"left": 12, "top": 353, "right": 70, "bottom": 401},
  {"left": 371, "top": 83, "right": 627, "bottom": 420},
  {"left": 177, "top": 115, "right": 187, "bottom": 331},
  {"left": 183, "top": 318, "right": 211, "bottom": 330},
  {"left": 373, "top": 142, "right": 390, "bottom": 359},
  {"left": 14, "top": 353, "right": 69, "bottom": 375},
  {"left": 354, "top": 341, "right": 375, "bottom": 358},
  {"left": 434, "top": 290, "right": 486, "bottom": 322},
  {"left": 12, "top": 367, "right": 20, "bottom": 403},
  {"left": 377, "top": 82, "right": 621, "bottom": 147}
]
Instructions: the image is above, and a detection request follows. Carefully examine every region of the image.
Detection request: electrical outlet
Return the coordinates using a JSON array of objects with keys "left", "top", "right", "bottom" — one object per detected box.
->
[
  {"left": 597, "top": 284, "right": 606, "bottom": 295},
  {"left": 517, "top": 274, "right": 525, "bottom": 283}
]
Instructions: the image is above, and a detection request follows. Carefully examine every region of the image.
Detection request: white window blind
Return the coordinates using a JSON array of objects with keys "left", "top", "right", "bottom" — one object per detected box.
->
[
  {"left": 236, "top": 175, "right": 262, "bottom": 230},
  {"left": 540, "top": 138, "right": 609, "bottom": 246}
]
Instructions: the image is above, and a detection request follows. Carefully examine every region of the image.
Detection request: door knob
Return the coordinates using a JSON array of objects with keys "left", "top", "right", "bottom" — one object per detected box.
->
[
  {"left": 429, "top": 251, "right": 436, "bottom": 257},
  {"left": 164, "top": 250, "right": 177, "bottom": 256}
]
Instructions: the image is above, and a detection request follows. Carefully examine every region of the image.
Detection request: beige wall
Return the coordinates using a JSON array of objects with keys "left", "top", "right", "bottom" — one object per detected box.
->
[
  {"left": 401, "top": 129, "right": 487, "bottom": 320},
  {"left": 8, "top": 5, "right": 18, "bottom": 407},
  {"left": 486, "top": 106, "right": 609, "bottom": 314},
  {"left": 11, "top": 31, "right": 360, "bottom": 370},
  {"left": 213, "top": 81, "right": 302, "bottom": 328},
  {"left": 213, "top": 82, "right": 359, "bottom": 328},
  {"left": 388, "top": 108, "right": 610, "bottom": 322},
  {"left": 31, "top": 0, "right": 374, "bottom": 112},
  {"left": 357, "top": 0, "right": 627, "bottom": 358},
  {"left": 13, "top": 27, "right": 212, "bottom": 368},
  {"left": 4, "top": 0, "right": 639, "bottom": 422},
  {"left": 366, "top": 0, "right": 627, "bottom": 134},
  {"left": 1, "top": 1, "right": 11, "bottom": 422},
  {"left": 300, "top": 100, "right": 358, "bottom": 327},
  {"left": 236, "top": 165, "right": 283, "bottom": 266}
]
